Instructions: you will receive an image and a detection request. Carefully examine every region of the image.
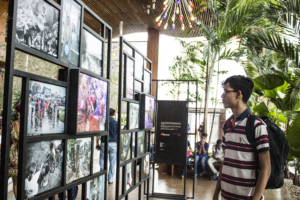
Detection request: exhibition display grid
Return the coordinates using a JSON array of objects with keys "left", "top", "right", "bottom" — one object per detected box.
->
[
  {"left": 151, "top": 80, "right": 199, "bottom": 200},
  {"left": 116, "top": 36, "right": 154, "bottom": 200},
  {"left": 1, "top": 0, "right": 112, "bottom": 199}
]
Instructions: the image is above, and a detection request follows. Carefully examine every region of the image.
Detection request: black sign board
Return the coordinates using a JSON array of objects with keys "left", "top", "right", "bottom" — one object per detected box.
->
[{"left": 155, "top": 101, "right": 188, "bottom": 165}]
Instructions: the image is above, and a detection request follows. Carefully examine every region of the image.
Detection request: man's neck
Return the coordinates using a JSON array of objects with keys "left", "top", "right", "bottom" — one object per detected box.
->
[{"left": 231, "top": 103, "right": 248, "bottom": 120}]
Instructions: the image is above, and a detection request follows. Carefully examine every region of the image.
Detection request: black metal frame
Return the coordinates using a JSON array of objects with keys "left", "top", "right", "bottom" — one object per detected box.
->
[
  {"left": 1, "top": 0, "right": 112, "bottom": 199},
  {"left": 116, "top": 36, "right": 153, "bottom": 200},
  {"left": 150, "top": 79, "right": 198, "bottom": 200}
]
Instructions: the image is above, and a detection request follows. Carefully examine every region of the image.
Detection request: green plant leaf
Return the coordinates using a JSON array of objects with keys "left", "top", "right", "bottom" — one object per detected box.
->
[
  {"left": 286, "top": 113, "right": 300, "bottom": 159},
  {"left": 253, "top": 102, "right": 269, "bottom": 116},
  {"left": 253, "top": 74, "right": 284, "bottom": 90}
]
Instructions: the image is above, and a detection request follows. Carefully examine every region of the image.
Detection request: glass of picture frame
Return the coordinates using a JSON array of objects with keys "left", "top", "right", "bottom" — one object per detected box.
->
[
  {"left": 125, "top": 57, "right": 134, "bottom": 99},
  {"left": 137, "top": 131, "right": 145, "bottom": 156},
  {"left": 129, "top": 103, "right": 139, "bottom": 130},
  {"left": 135, "top": 52, "right": 143, "bottom": 80},
  {"left": 120, "top": 132, "right": 131, "bottom": 163},
  {"left": 142, "top": 155, "right": 150, "bottom": 179},
  {"left": 125, "top": 162, "right": 134, "bottom": 191},
  {"left": 145, "top": 95, "right": 155, "bottom": 128},
  {"left": 86, "top": 174, "right": 105, "bottom": 200},
  {"left": 144, "top": 71, "right": 151, "bottom": 95}
]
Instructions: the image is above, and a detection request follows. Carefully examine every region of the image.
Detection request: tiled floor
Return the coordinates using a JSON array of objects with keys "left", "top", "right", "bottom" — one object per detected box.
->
[{"left": 7, "top": 167, "right": 292, "bottom": 200}]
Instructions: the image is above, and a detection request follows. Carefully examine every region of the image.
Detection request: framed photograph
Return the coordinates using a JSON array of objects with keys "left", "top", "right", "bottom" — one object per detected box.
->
[
  {"left": 129, "top": 103, "right": 139, "bottom": 130},
  {"left": 132, "top": 132, "right": 135, "bottom": 158},
  {"left": 144, "top": 71, "right": 151, "bottom": 95},
  {"left": 93, "top": 136, "right": 101, "bottom": 174},
  {"left": 16, "top": 0, "right": 59, "bottom": 57},
  {"left": 27, "top": 80, "right": 66, "bottom": 135},
  {"left": 86, "top": 175, "right": 105, "bottom": 200},
  {"left": 61, "top": 0, "right": 81, "bottom": 66},
  {"left": 81, "top": 30, "right": 103, "bottom": 75},
  {"left": 120, "top": 132, "right": 131, "bottom": 163},
  {"left": 137, "top": 131, "right": 145, "bottom": 156},
  {"left": 66, "top": 138, "right": 91, "bottom": 184},
  {"left": 125, "top": 57, "right": 134, "bottom": 99},
  {"left": 25, "top": 140, "right": 63, "bottom": 199},
  {"left": 145, "top": 96, "right": 155, "bottom": 128},
  {"left": 126, "top": 162, "right": 134, "bottom": 191},
  {"left": 77, "top": 73, "right": 107, "bottom": 132},
  {"left": 135, "top": 53, "right": 143, "bottom": 80},
  {"left": 142, "top": 155, "right": 150, "bottom": 178}
]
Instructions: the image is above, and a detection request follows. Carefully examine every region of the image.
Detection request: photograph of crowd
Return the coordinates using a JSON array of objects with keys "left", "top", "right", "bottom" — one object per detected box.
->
[
  {"left": 129, "top": 103, "right": 139, "bottom": 129},
  {"left": 27, "top": 80, "right": 66, "bottom": 135},
  {"left": 61, "top": 0, "right": 81, "bottom": 66},
  {"left": 126, "top": 58, "right": 134, "bottom": 99},
  {"left": 142, "top": 155, "right": 149, "bottom": 178},
  {"left": 135, "top": 53, "right": 143, "bottom": 80},
  {"left": 81, "top": 30, "right": 103, "bottom": 76},
  {"left": 86, "top": 175, "right": 105, "bottom": 200},
  {"left": 144, "top": 71, "right": 151, "bottom": 95},
  {"left": 145, "top": 96, "right": 155, "bottom": 128},
  {"left": 25, "top": 140, "right": 63, "bottom": 199},
  {"left": 77, "top": 73, "right": 107, "bottom": 132},
  {"left": 126, "top": 163, "right": 134, "bottom": 191},
  {"left": 120, "top": 133, "right": 131, "bottom": 163},
  {"left": 66, "top": 138, "right": 91, "bottom": 184},
  {"left": 16, "top": 0, "right": 59, "bottom": 57},
  {"left": 137, "top": 131, "right": 145, "bottom": 156}
]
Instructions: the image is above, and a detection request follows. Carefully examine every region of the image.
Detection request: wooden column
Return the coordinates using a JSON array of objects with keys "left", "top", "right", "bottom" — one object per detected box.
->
[{"left": 147, "top": 28, "right": 159, "bottom": 98}]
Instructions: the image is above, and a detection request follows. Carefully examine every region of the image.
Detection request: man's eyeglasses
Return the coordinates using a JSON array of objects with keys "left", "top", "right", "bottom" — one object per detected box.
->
[{"left": 222, "top": 90, "right": 236, "bottom": 95}]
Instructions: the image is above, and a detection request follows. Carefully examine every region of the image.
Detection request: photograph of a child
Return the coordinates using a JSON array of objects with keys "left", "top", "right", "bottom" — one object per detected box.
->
[
  {"left": 126, "top": 162, "right": 133, "bottom": 191},
  {"left": 129, "top": 103, "right": 139, "bottom": 129},
  {"left": 120, "top": 132, "right": 131, "bottom": 163},
  {"left": 77, "top": 73, "right": 107, "bottom": 132},
  {"left": 27, "top": 80, "right": 66, "bottom": 135},
  {"left": 125, "top": 58, "right": 134, "bottom": 99},
  {"left": 81, "top": 30, "right": 103, "bottom": 75},
  {"left": 16, "top": 0, "right": 59, "bottom": 57},
  {"left": 66, "top": 138, "right": 91, "bottom": 184},
  {"left": 86, "top": 175, "right": 105, "bottom": 200},
  {"left": 145, "top": 96, "right": 154, "bottom": 128},
  {"left": 61, "top": 0, "right": 81, "bottom": 66},
  {"left": 137, "top": 131, "right": 145, "bottom": 156},
  {"left": 25, "top": 140, "right": 63, "bottom": 199}
]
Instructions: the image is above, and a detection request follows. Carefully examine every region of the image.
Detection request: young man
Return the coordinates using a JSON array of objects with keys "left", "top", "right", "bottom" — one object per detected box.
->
[
  {"left": 213, "top": 75, "right": 271, "bottom": 200},
  {"left": 195, "top": 133, "right": 209, "bottom": 177},
  {"left": 208, "top": 139, "right": 224, "bottom": 180}
]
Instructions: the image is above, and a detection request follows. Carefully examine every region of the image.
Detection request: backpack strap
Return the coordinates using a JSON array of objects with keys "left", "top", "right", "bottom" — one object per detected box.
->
[{"left": 245, "top": 115, "right": 260, "bottom": 182}]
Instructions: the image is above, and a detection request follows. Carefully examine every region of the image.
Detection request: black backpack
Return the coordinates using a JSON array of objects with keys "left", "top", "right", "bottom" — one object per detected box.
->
[{"left": 245, "top": 115, "right": 290, "bottom": 189}]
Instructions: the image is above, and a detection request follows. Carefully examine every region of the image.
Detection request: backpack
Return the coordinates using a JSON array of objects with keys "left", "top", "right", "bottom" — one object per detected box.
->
[{"left": 245, "top": 115, "right": 290, "bottom": 189}]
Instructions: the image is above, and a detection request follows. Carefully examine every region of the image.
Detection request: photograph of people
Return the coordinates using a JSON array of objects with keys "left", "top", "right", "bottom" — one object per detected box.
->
[
  {"left": 195, "top": 133, "right": 209, "bottom": 178},
  {"left": 129, "top": 103, "right": 139, "bottom": 129},
  {"left": 27, "top": 81, "right": 66, "bottom": 135},
  {"left": 208, "top": 139, "right": 224, "bottom": 180},
  {"left": 77, "top": 73, "right": 107, "bottom": 132},
  {"left": 126, "top": 58, "right": 134, "bottom": 99},
  {"left": 145, "top": 96, "right": 154, "bottom": 128},
  {"left": 120, "top": 133, "right": 131, "bottom": 162},
  {"left": 16, "top": 0, "right": 59, "bottom": 56}
]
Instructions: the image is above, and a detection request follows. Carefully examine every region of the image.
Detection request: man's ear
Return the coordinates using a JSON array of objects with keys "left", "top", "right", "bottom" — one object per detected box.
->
[{"left": 236, "top": 90, "right": 243, "bottom": 100}]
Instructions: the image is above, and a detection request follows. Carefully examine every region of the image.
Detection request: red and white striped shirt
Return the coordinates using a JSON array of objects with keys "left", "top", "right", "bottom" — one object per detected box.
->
[{"left": 221, "top": 108, "right": 269, "bottom": 200}]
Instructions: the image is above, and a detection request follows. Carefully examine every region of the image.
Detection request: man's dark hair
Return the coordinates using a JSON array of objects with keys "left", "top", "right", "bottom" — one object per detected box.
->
[
  {"left": 217, "top": 139, "right": 222, "bottom": 145},
  {"left": 110, "top": 108, "right": 116, "bottom": 116},
  {"left": 201, "top": 133, "right": 208, "bottom": 138},
  {"left": 222, "top": 75, "right": 254, "bottom": 103}
]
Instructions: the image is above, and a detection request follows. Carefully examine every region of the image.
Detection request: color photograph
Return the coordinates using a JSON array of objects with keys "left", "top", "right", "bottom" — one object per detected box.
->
[
  {"left": 61, "top": 0, "right": 81, "bottom": 66},
  {"left": 142, "top": 155, "right": 149, "bottom": 178},
  {"left": 27, "top": 80, "right": 66, "bottom": 135},
  {"left": 120, "top": 132, "right": 131, "bottom": 163},
  {"left": 81, "top": 30, "right": 103, "bottom": 75},
  {"left": 144, "top": 71, "right": 151, "bottom": 95},
  {"left": 126, "top": 162, "right": 133, "bottom": 191},
  {"left": 16, "top": 0, "right": 59, "bottom": 57},
  {"left": 125, "top": 58, "right": 134, "bottom": 99},
  {"left": 77, "top": 73, "right": 107, "bottom": 132},
  {"left": 137, "top": 131, "right": 145, "bottom": 156},
  {"left": 145, "top": 96, "right": 155, "bottom": 128},
  {"left": 25, "top": 140, "right": 63, "bottom": 199},
  {"left": 135, "top": 53, "right": 143, "bottom": 80},
  {"left": 66, "top": 138, "right": 91, "bottom": 184},
  {"left": 86, "top": 175, "right": 105, "bottom": 200},
  {"left": 129, "top": 103, "right": 139, "bottom": 129}
]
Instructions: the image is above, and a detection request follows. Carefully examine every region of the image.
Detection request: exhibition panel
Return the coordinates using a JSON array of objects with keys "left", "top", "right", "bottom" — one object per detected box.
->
[{"left": 1, "top": 0, "right": 112, "bottom": 199}]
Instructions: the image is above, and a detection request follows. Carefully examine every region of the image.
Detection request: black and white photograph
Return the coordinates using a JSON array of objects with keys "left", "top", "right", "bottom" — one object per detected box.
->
[
  {"left": 81, "top": 30, "right": 103, "bottom": 76},
  {"left": 137, "top": 131, "right": 145, "bottom": 156},
  {"left": 16, "top": 0, "right": 59, "bottom": 57},
  {"left": 25, "top": 140, "right": 63, "bottom": 199},
  {"left": 144, "top": 71, "right": 151, "bottom": 95},
  {"left": 126, "top": 162, "right": 133, "bottom": 191},
  {"left": 129, "top": 103, "right": 139, "bottom": 129},
  {"left": 120, "top": 132, "right": 131, "bottom": 163},
  {"left": 27, "top": 80, "right": 66, "bottom": 135},
  {"left": 135, "top": 53, "right": 143, "bottom": 80},
  {"left": 66, "top": 138, "right": 91, "bottom": 184},
  {"left": 142, "top": 155, "right": 149, "bottom": 178},
  {"left": 61, "top": 0, "right": 81, "bottom": 66},
  {"left": 86, "top": 175, "right": 105, "bottom": 200}
]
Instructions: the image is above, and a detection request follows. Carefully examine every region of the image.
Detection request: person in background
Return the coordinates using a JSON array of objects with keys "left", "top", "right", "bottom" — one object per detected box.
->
[
  {"left": 207, "top": 139, "right": 224, "bottom": 180},
  {"left": 195, "top": 133, "right": 209, "bottom": 178},
  {"left": 182, "top": 140, "right": 194, "bottom": 179},
  {"left": 198, "top": 122, "right": 204, "bottom": 134}
]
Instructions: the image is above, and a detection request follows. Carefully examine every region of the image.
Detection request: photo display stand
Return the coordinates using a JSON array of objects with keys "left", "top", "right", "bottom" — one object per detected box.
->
[
  {"left": 1, "top": 0, "right": 112, "bottom": 199},
  {"left": 150, "top": 80, "right": 199, "bottom": 200},
  {"left": 116, "top": 36, "right": 154, "bottom": 200}
]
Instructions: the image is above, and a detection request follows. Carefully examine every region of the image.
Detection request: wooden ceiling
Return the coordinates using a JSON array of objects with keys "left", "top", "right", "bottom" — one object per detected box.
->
[{"left": 82, "top": 0, "right": 214, "bottom": 38}]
